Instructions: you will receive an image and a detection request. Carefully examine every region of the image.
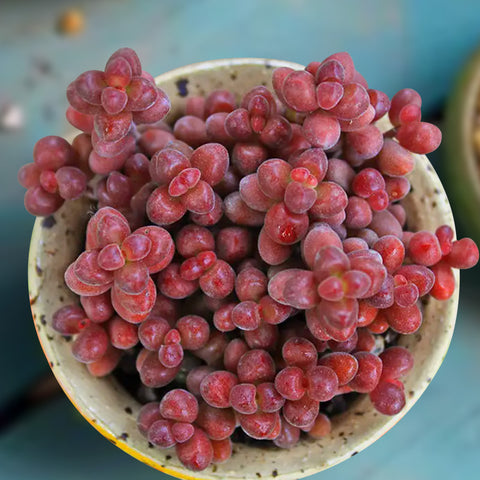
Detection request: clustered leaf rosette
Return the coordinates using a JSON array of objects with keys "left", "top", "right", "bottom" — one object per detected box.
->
[
  {"left": 224, "top": 86, "right": 293, "bottom": 149},
  {"left": 272, "top": 52, "right": 441, "bottom": 157},
  {"left": 65, "top": 207, "right": 174, "bottom": 322},
  {"left": 146, "top": 142, "right": 229, "bottom": 226},
  {"left": 267, "top": 221, "right": 479, "bottom": 347},
  {"left": 66, "top": 48, "right": 171, "bottom": 175},
  {"left": 18, "top": 136, "right": 88, "bottom": 216},
  {"left": 210, "top": 265, "right": 294, "bottom": 350},
  {"left": 135, "top": 313, "right": 211, "bottom": 383},
  {"left": 94, "top": 152, "right": 154, "bottom": 229}
]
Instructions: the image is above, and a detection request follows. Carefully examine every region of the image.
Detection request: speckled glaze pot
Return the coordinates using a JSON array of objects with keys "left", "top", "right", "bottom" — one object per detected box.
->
[{"left": 28, "top": 59, "right": 459, "bottom": 480}]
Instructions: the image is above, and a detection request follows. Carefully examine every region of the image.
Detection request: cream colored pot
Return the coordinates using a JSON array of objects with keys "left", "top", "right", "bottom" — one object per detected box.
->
[{"left": 28, "top": 59, "right": 459, "bottom": 480}]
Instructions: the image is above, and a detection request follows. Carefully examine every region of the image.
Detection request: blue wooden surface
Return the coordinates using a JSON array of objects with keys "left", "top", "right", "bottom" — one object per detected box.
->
[{"left": 1, "top": 0, "right": 480, "bottom": 478}]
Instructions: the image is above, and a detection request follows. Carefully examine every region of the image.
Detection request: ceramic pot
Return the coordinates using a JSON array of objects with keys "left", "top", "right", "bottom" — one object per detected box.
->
[
  {"left": 444, "top": 47, "right": 480, "bottom": 243},
  {"left": 28, "top": 58, "right": 459, "bottom": 480}
]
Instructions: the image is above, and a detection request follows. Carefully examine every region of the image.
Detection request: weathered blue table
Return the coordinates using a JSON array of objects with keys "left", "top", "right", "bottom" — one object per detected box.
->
[{"left": 1, "top": 1, "right": 480, "bottom": 478}]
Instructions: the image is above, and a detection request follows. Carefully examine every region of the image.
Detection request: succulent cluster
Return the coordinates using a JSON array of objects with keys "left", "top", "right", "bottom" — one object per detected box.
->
[{"left": 20, "top": 48, "right": 479, "bottom": 472}]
